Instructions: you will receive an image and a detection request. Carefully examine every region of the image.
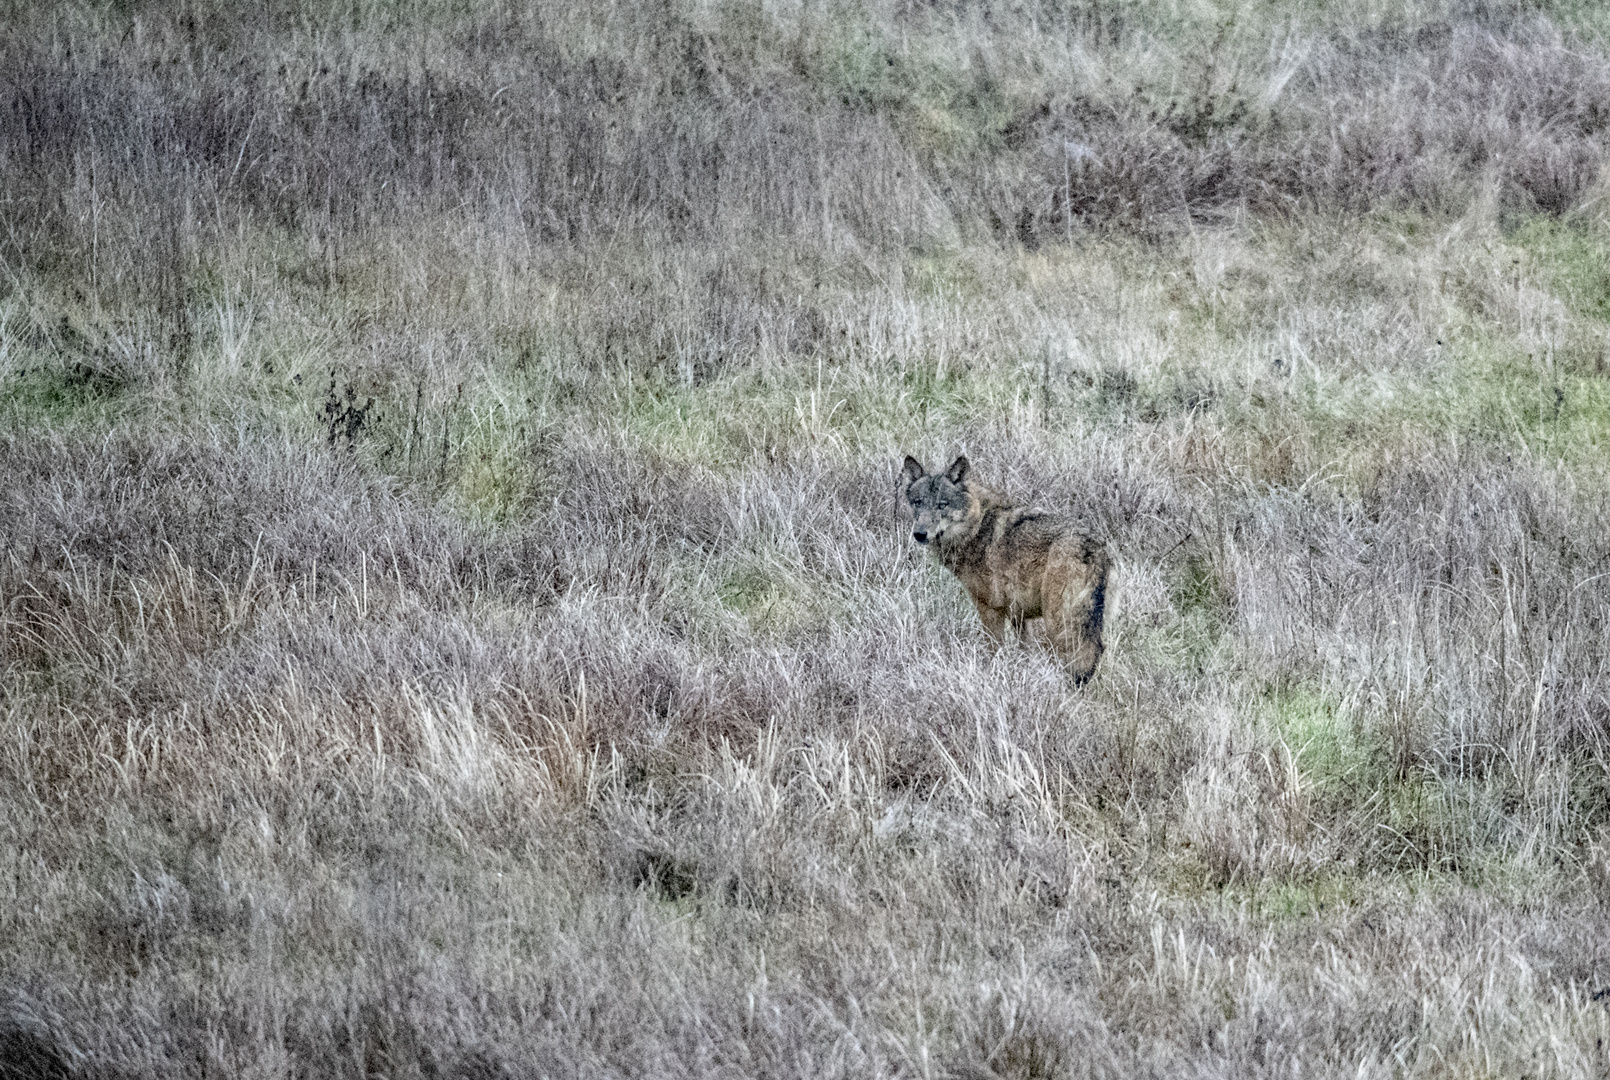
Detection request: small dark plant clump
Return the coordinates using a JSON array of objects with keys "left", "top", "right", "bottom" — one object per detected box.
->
[{"left": 321, "top": 372, "right": 375, "bottom": 452}]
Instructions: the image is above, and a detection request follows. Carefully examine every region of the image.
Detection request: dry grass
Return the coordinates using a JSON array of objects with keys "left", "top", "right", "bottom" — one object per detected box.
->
[{"left": 3, "top": 1, "right": 1610, "bottom": 1077}]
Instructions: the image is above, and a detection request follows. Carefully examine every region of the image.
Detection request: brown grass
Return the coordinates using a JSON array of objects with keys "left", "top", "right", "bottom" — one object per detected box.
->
[{"left": 3, "top": 1, "right": 1610, "bottom": 1077}]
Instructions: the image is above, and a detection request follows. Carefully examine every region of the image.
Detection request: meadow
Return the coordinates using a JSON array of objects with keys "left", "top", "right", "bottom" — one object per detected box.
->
[{"left": 2, "top": 1, "right": 1610, "bottom": 1076}]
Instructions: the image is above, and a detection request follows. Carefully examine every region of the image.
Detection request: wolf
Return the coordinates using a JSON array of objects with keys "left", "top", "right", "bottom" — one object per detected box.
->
[{"left": 900, "top": 455, "right": 1109, "bottom": 684}]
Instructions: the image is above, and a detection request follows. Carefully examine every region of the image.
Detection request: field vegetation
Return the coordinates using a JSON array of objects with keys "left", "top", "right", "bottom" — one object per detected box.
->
[{"left": 4, "top": 0, "right": 1610, "bottom": 1076}]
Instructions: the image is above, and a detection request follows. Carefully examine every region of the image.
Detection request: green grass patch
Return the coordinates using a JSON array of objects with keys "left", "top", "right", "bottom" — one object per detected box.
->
[
  {"left": 709, "top": 558, "right": 842, "bottom": 636},
  {"left": 1258, "top": 339, "right": 1610, "bottom": 491},
  {"left": 905, "top": 248, "right": 986, "bottom": 300},
  {"left": 716, "top": 566, "right": 791, "bottom": 623},
  {"left": 1417, "top": 351, "right": 1610, "bottom": 464},
  {"left": 821, "top": 20, "right": 906, "bottom": 113},
  {"left": 1211, "top": 873, "right": 1369, "bottom": 920},
  {"left": 1257, "top": 875, "right": 1359, "bottom": 918},
  {"left": 1508, "top": 215, "right": 1610, "bottom": 324},
  {"left": 448, "top": 392, "right": 545, "bottom": 525},
  {"left": 1376, "top": 777, "right": 1522, "bottom": 876},
  {"left": 0, "top": 356, "right": 135, "bottom": 428},
  {"left": 1153, "top": 554, "right": 1234, "bottom": 673},
  {"left": 1264, "top": 687, "right": 1378, "bottom": 801},
  {"left": 816, "top": 19, "right": 1023, "bottom": 161},
  {"left": 1545, "top": 0, "right": 1610, "bottom": 46}
]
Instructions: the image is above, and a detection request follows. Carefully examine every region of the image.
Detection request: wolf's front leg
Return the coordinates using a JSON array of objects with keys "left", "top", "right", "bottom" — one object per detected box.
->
[{"left": 971, "top": 597, "right": 1008, "bottom": 651}]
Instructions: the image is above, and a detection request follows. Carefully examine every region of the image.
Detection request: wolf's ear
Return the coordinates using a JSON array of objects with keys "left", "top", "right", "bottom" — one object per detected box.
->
[
  {"left": 900, "top": 455, "right": 925, "bottom": 487},
  {"left": 944, "top": 455, "right": 970, "bottom": 484}
]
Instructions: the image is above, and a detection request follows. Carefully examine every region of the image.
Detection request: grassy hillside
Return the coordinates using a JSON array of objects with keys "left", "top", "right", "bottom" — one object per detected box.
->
[{"left": 3, "top": 1, "right": 1610, "bottom": 1076}]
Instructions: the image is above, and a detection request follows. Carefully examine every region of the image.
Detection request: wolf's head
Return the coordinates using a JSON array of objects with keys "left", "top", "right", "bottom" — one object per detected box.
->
[{"left": 900, "top": 455, "right": 980, "bottom": 547}]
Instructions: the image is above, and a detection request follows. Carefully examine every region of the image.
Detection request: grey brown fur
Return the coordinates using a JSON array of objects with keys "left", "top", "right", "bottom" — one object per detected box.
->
[{"left": 901, "top": 455, "right": 1110, "bottom": 684}]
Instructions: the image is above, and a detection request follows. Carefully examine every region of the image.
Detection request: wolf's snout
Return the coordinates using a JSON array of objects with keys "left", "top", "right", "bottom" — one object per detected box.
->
[{"left": 912, "top": 530, "right": 929, "bottom": 544}]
